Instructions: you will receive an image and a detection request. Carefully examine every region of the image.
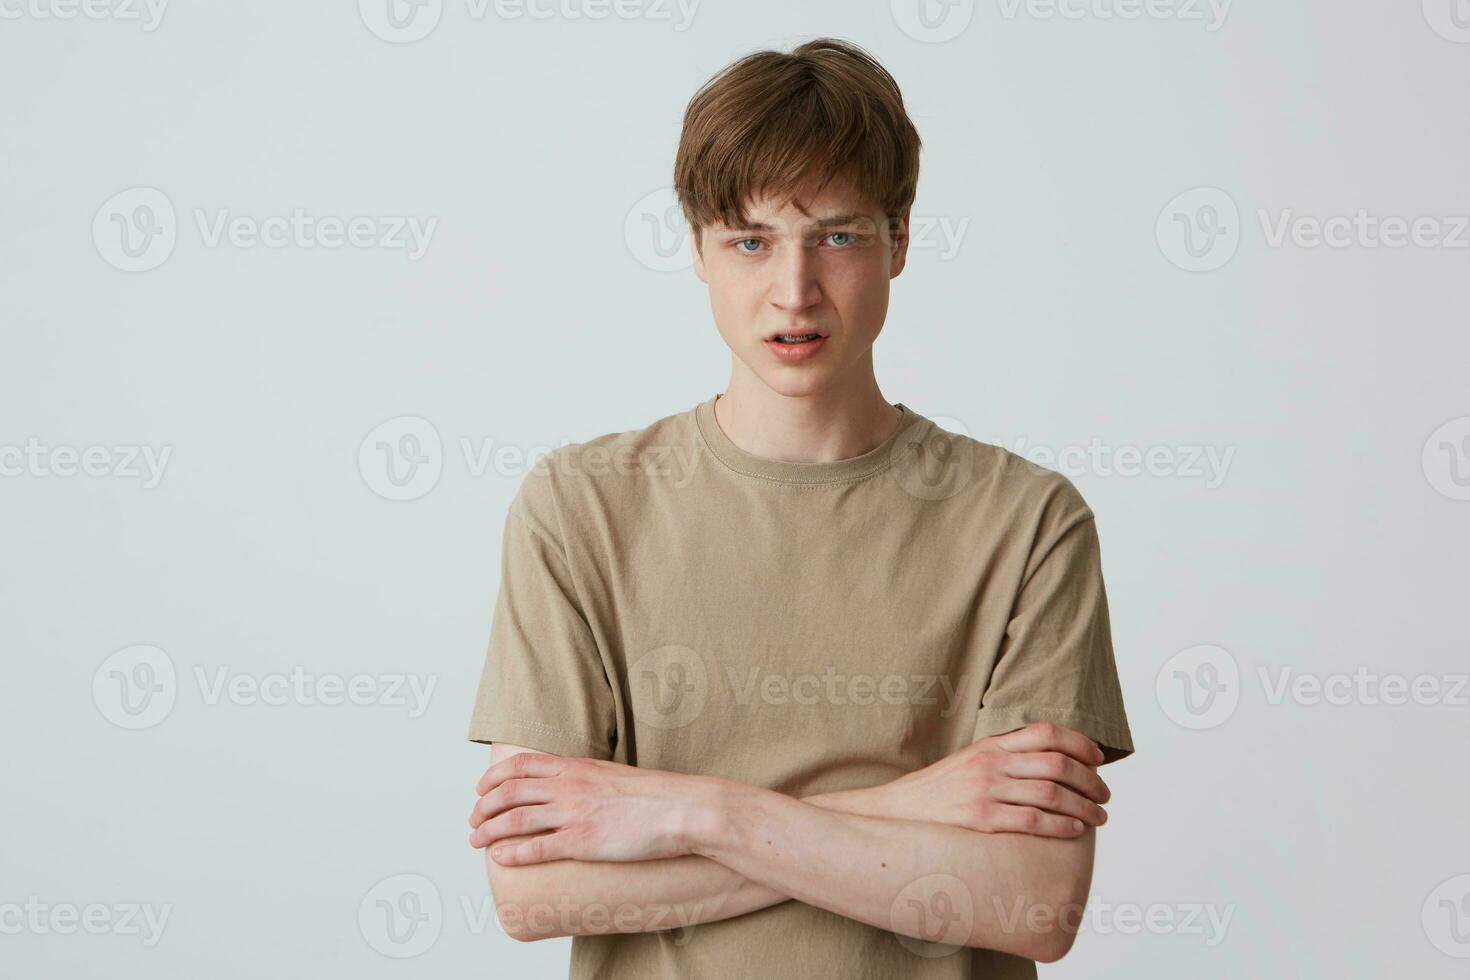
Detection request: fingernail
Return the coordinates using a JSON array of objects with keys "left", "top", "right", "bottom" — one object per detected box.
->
[
  {"left": 491, "top": 847, "right": 503, "bottom": 859},
  {"left": 1071, "top": 820, "right": 1084, "bottom": 833}
]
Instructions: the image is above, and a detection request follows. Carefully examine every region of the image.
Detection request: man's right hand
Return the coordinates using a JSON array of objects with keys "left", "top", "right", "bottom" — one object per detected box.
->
[{"left": 817, "top": 722, "right": 1111, "bottom": 839}]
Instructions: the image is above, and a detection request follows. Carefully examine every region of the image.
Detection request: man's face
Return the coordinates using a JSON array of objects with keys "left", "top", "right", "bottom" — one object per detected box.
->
[{"left": 691, "top": 176, "right": 910, "bottom": 398}]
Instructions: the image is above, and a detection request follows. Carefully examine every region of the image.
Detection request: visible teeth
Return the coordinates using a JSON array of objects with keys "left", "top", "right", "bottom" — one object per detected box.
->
[{"left": 776, "top": 334, "right": 820, "bottom": 343}]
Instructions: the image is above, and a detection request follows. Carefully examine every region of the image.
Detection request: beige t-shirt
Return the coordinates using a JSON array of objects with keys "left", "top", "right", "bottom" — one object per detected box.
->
[{"left": 468, "top": 394, "right": 1135, "bottom": 979}]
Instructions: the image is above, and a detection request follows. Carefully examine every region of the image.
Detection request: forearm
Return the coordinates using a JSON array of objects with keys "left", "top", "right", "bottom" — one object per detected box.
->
[
  {"left": 690, "top": 783, "right": 1093, "bottom": 962},
  {"left": 490, "top": 785, "right": 888, "bottom": 941}
]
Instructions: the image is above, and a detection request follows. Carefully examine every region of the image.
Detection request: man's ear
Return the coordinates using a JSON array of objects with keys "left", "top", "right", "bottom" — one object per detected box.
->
[
  {"left": 690, "top": 225, "right": 707, "bottom": 282},
  {"left": 889, "top": 206, "right": 912, "bottom": 279}
]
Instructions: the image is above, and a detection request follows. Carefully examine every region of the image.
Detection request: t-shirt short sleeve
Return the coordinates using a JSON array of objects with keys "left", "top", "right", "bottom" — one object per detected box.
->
[
  {"left": 971, "top": 479, "right": 1136, "bottom": 764},
  {"left": 467, "top": 474, "right": 618, "bottom": 760}
]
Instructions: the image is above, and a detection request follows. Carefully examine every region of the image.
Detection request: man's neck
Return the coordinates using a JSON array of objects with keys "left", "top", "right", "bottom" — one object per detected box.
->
[{"left": 712, "top": 370, "right": 902, "bottom": 465}]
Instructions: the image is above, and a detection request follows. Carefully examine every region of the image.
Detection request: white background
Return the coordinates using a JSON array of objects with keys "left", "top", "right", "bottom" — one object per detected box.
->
[{"left": 2, "top": 0, "right": 1467, "bottom": 976}]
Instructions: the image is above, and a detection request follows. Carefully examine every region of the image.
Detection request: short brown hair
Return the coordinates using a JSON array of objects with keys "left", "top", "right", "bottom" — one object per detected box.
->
[{"left": 674, "top": 38, "right": 922, "bottom": 249}]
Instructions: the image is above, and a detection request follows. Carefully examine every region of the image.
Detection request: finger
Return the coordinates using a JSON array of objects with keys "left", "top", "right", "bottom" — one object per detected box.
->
[
  {"left": 991, "top": 722, "right": 1105, "bottom": 767},
  {"left": 477, "top": 752, "right": 566, "bottom": 796},
  {"left": 1004, "top": 751, "right": 1111, "bottom": 804},
  {"left": 470, "top": 804, "right": 563, "bottom": 849},
  {"left": 469, "top": 778, "right": 557, "bottom": 828},
  {"left": 489, "top": 830, "right": 572, "bottom": 865},
  {"left": 994, "top": 777, "right": 1108, "bottom": 827},
  {"left": 988, "top": 805, "right": 1089, "bottom": 839}
]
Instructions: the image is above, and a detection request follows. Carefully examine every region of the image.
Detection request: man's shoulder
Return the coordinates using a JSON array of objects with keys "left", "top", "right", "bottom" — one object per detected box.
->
[
  {"left": 508, "top": 403, "right": 697, "bottom": 528},
  {"left": 923, "top": 420, "right": 1094, "bottom": 520}
]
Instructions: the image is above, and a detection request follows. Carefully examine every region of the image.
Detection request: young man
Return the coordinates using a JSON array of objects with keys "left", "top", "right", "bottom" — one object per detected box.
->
[{"left": 465, "top": 38, "right": 1134, "bottom": 979}]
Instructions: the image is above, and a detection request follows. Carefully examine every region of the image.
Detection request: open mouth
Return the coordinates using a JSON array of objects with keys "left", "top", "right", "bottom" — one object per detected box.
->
[{"left": 764, "top": 331, "right": 828, "bottom": 362}]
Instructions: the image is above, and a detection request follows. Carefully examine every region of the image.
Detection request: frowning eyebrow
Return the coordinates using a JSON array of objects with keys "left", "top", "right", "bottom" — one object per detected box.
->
[{"left": 725, "top": 212, "right": 871, "bottom": 233}]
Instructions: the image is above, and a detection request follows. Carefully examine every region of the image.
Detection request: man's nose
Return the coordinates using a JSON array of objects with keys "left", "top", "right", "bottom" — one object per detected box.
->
[{"left": 769, "top": 242, "right": 822, "bottom": 311}]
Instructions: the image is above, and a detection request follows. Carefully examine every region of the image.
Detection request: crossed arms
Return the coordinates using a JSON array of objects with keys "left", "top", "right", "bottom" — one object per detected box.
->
[{"left": 466, "top": 721, "right": 1113, "bottom": 962}]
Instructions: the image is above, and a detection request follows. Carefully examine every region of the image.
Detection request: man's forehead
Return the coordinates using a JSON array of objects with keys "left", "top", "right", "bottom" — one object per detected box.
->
[
  {"left": 720, "top": 210, "right": 876, "bottom": 232},
  {"left": 714, "top": 192, "right": 883, "bottom": 232}
]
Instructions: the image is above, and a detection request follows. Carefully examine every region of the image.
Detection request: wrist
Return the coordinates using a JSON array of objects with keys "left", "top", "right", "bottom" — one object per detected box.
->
[
  {"left": 683, "top": 777, "right": 782, "bottom": 862},
  {"left": 678, "top": 775, "right": 740, "bottom": 858},
  {"left": 807, "top": 781, "right": 900, "bottom": 820}
]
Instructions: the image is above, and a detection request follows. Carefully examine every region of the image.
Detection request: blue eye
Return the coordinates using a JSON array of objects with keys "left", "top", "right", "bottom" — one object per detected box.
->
[
  {"left": 736, "top": 239, "right": 762, "bottom": 253},
  {"left": 829, "top": 232, "right": 852, "bottom": 247}
]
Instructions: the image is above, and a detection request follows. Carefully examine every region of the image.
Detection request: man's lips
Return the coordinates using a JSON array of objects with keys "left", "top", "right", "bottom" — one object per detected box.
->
[
  {"left": 764, "top": 329, "right": 828, "bottom": 342},
  {"left": 764, "top": 333, "right": 828, "bottom": 362}
]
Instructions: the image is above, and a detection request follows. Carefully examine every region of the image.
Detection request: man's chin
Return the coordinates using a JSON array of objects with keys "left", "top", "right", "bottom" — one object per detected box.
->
[{"left": 747, "top": 365, "right": 841, "bottom": 400}]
